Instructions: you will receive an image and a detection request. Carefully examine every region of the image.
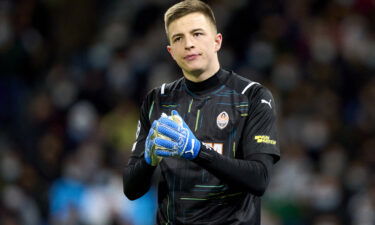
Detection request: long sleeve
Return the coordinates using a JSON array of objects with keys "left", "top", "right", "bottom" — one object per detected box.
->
[
  {"left": 123, "top": 89, "right": 157, "bottom": 200},
  {"left": 191, "top": 85, "right": 278, "bottom": 196},
  {"left": 194, "top": 147, "right": 274, "bottom": 196},
  {"left": 123, "top": 157, "right": 156, "bottom": 200}
]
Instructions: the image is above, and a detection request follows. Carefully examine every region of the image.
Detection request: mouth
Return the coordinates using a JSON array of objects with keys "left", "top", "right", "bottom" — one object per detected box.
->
[{"left": 184, "top": 53, "right": 201, "bottom": 61}]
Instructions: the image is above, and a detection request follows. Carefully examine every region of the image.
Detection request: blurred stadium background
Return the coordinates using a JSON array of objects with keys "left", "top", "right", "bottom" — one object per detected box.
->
[{"left": 1, "top": 0, "right": 375, "bottom": 224}]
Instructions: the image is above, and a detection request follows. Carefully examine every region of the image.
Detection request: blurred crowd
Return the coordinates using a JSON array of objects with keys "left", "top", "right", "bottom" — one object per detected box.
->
[{"left": 0, "top": 0, "right": 374, "bottom": 225}]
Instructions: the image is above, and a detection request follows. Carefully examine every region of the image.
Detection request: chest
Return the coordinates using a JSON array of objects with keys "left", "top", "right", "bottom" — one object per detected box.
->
[{"left": 151, "top": 90, "right": 249, "bottom": 156}]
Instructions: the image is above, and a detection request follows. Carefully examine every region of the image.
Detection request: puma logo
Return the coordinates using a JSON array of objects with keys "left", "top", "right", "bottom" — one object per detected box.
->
[
  {"left": 261, "top": 99, "right": 272, "bottom": 108},
  {"left": 185, "top": 139, "right": 195, "bottom": 156}
]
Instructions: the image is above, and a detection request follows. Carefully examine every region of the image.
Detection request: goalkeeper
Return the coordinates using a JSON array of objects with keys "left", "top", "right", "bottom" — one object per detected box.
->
[{"left": 123, "top": 1, "right": 280, "bottom": 225}]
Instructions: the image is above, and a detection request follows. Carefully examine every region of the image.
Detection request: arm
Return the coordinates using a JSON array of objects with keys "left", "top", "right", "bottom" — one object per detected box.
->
[
  {"left": 154, "top": 86, "right": 280, "bottom": 196},
  {"left": 195, "top": 86, "right": 280, "bottom": 196},
  {"left": 123, "top": 156, "right": 157, "bottom": 200},
  {"left": 123, "top": 90, "right": 157, "bottom": 200},
  {"left": 196, "top": 85, "right": 280, "bottom": 196},
  {"left": 194, "top": 148, "right": 274, "bottom": 196},
  {"left": 195, "top": 85, "right": 280, "bottom": 196}
]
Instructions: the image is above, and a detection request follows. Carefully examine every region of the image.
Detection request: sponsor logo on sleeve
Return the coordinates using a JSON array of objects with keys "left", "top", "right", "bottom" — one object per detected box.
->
[{"left": 254, "top": 135, "right": 276, "bottom": 145}]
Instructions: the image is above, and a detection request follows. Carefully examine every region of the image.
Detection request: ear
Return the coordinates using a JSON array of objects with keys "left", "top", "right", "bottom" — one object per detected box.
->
[
  {"left": 214, "top": 33, "right": 223, "bottom": 52},
  {"left": 166, "top": 45, "right": 175, "bottom": 59}
]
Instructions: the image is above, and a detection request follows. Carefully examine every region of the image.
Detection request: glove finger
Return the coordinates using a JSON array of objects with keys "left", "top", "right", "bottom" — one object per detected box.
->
[
  {"left": 150, "top": 120, "right": 158, "bottom": 131},
  {"left": 171, "top": 110, "right": 184, "bottom": 124},
  {"left": 147, "top": 127, "right": 155, "bottom": 138},
  {"left": 171, "top": 110, "right": 188, "bottom": 127},
  {"left": 158, "top": 117, "right": 180, "bottom": 130},
  {"left": 156, "top": 124, "right": 181, "bottom": 142},
  {"left": 146, "top": 138, "right": 154, "bottom": 147},
  {"left": 154, "top": 137, "right": 178, "bottom": 149},
  {"left": 171, "top": 110, "right": 180, "bottom": 117},
  {"left": 146, "top": 130, "right": 154, "bottom": 149},
  {"left": 155, "top": 149, "right": 179, "bottom": 157},
  {"left": 147, "top": 121, "right": 157, "bottom": 141}
]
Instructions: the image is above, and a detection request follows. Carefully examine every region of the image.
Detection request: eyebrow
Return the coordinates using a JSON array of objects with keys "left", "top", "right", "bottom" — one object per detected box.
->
[{"left": 171, "top": 28, "right": 205, "bottom": 40}]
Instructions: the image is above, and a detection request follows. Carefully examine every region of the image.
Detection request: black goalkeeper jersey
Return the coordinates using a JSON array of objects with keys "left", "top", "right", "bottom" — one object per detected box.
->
[{"left": 124, "top": 69, "right": 280, "bottom": 225}]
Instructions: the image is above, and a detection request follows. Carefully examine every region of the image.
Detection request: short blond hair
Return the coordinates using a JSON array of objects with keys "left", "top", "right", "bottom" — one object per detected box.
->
[{"left": 164, "top": 0, "right": 217, "bottom": 36}]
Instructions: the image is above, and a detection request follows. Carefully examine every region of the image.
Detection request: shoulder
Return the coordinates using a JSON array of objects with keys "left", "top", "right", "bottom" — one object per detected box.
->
[
  {"left": 148, "top": 77, "right": 184, "bottom": 97},
  {"left": 144, "top": 77, "right": 184, "bottom": 101},
  {"left": 225, "top": 71, "right": 272, "bottom": 100}
]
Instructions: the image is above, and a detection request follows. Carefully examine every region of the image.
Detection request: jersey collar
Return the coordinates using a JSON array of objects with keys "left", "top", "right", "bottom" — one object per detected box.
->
[{"left": 184, "top": 69, "right": 229, "bottom": 95}]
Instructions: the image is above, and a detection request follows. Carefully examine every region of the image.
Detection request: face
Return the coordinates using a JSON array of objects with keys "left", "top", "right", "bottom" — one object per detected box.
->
[{"left": 166, "top": 12, "right": 222, "bottom": 80}]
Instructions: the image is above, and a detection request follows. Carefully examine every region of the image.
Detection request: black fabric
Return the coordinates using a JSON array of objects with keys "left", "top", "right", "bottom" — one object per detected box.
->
[
  {"left": 123, "top": 157, "right": 156, "bottom": 200},
  {"left": 184, "top": 68, "right": 223, "bottom": 94},
  {"left": 123, "top": 69, "right": 280, "bottom": 225},
  {"left": 194, "top": 147, "right": 273, "bottom": 196}
]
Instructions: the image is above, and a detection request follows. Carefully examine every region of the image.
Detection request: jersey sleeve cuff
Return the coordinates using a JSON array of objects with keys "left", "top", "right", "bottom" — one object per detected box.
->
[{"left": 194, "top": 144, "right": 216, "bottom": 163}]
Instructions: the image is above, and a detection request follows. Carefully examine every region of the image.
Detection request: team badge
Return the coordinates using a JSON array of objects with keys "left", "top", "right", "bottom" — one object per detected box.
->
[{"left": 217, "top": 111, "right": 229, "bottom": 129}]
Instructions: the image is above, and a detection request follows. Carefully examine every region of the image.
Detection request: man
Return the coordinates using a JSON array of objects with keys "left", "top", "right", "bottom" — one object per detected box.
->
[{"left": 123, "top": 0, "right": 280, "bottom": 224}]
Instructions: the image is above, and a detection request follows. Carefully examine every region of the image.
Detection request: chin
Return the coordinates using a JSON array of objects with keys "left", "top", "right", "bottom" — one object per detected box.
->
[
  {"left": 184, "top": 64, "right": 205, "bottom": 73},
  {"left": 185, "top": 67, "right": 205, "bottom": 76}
]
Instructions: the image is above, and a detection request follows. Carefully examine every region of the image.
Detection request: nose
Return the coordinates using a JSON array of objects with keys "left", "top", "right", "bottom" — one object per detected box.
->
[{"left": 184, "top": 36, "right": 194, "bottom": 50}]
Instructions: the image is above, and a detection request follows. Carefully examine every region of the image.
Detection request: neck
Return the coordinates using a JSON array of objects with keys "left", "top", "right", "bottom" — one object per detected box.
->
[
  {"left": 184, "top": 68, "right": 225, "bottom": 95},
  {"left": 182, "top": 59, "right": 220, "bottom": 83}
]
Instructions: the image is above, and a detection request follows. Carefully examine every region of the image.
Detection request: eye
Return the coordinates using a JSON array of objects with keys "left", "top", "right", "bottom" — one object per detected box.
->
[
  {"left": 173, "top": 37, "right": 181, "bottom": 43},
  {"left": 194, "top": 32, "right": 203, "bottom": 37}
]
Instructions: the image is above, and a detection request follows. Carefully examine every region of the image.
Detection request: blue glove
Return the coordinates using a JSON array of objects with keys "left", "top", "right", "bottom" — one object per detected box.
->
[
  {"left": 154, "top": 110, "right": 201, "bottom": 160},
  {"left": 144, "top": 121, "right": 163, "bottom": 166}
]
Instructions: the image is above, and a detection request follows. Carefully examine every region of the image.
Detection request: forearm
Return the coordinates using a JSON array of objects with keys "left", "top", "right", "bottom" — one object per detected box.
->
[
  {"left": 123, "top": 157, "right": 156, "bottom": 200},
  {"left": 193, "top": 146, "right": 274, "bottom": 196}
]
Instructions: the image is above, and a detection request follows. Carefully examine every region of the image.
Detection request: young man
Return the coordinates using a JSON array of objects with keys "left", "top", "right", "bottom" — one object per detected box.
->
[{"left": 123, "top": 0, "right": 280, "bottom": 224}]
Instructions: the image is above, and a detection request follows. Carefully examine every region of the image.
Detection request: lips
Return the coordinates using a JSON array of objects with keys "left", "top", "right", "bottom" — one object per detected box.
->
[{"left": 184, "top": 53, "right": 200, "bottom": 61}]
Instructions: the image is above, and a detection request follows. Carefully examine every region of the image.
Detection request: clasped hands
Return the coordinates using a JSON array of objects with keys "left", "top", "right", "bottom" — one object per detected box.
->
[{"left": 144, "top": 110, "right": 201, "bottom": 166}]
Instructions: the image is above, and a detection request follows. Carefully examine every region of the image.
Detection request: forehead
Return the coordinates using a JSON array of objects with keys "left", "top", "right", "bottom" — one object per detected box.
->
[{"left": 167, "top": 12, "right": 214, "bottom": 36}]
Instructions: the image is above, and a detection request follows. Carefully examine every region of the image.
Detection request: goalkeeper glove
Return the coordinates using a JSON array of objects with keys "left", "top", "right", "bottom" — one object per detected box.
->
[
  {"left": 154, "top": 110, "right": 201, "bottom": 160},
  {"left": 144, "top": 121, "right": 163, "bottom": 166}
]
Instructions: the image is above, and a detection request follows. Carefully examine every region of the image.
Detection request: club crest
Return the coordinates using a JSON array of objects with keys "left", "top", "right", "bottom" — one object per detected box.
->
[{"left": 217, "top": 111, "right": 229, "bottom": 129}]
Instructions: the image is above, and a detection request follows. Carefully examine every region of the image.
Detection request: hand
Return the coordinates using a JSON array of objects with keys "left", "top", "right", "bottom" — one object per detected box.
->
[
  {"left": 154, "top": 110, "right": 201, "bottom": 160},
  {"left": 144, "top": 121, "right": 163, "bottom": 166}
]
